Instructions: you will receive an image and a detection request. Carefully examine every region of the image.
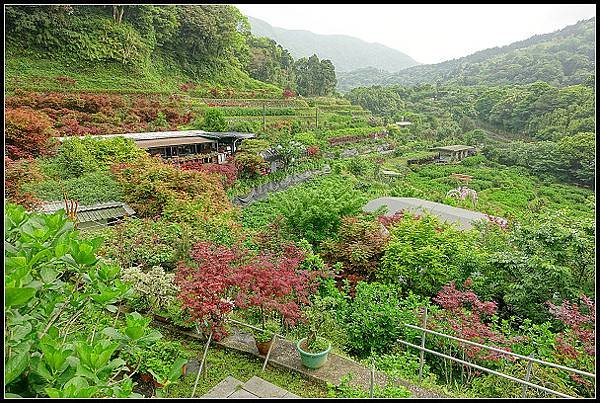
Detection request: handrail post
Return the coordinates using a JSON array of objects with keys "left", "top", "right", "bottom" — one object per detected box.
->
[
  {"left": 370, "top": 358, "right": 375, "bottom": 398},
  {"left": 418, "top": 306, "right": 428, "bottom": 382},
  {"left": 522, "top": 352, "right": 535, "bottom": 398},
  {"left": 191, "top": 331, "right": 213, "bottom": 398},
  {"left": 262, "top": 333, "right": 278, "bottom": 372}
]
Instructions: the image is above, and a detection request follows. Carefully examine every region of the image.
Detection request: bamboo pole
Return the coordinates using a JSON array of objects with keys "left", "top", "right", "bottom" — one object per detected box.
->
[{"left": 191, "top": 331, "right": 213, "bottom": 398}]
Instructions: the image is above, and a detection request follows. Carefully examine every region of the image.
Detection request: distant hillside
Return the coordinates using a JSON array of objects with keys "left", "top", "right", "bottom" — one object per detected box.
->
[
  {"left": 248, "top": 16, "right": 419, "bottom": 73},
  {"left": 5, "top": 5, "right": 282, "bottom": 97},
  {"left": 337, "top": 17, "right": 596, "bottom": 91}
]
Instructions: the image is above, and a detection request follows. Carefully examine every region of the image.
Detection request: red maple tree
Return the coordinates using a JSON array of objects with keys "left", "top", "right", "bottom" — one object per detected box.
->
[{"left": 175, "top": 240, "right": 322, "bottom": 338}]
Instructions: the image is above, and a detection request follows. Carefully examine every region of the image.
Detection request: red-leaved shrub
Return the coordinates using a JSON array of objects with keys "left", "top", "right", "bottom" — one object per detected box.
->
[
  {"left": 5, "top": 157, "right": 43, "bottom": 209},
  {"left": 432, "top": 281, "right": 517, "bottom": 362},
  {"left": 5, "top": 107, "right": 57, "bottom": 159},
  {"left": 320, "top": 216, "right": 389, "bottom": 282},
  {"left": 180, "top": 162, "right": 237, "bottom": 188},
  {"left": 175, "top": 240, "right": 322, "bottom": 339}
]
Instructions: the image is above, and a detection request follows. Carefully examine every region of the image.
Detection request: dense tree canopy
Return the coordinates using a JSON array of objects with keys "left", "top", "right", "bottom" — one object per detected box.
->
[
  {"left": 294, "top": 55, "right": 337, "bottom": 97},
  {"left": 337, "top": 17, "right": 595, "bottom": 91},
  {"left": 246, "top": 36, "right": 296, "bottom": 90}
]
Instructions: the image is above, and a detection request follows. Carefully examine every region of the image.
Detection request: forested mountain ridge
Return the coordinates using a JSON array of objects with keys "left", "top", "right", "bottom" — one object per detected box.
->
[
  {"left": 248, "top": 16, "right": 420, "bottom": 73},
  {"left": 337, "top": 17, "right": 595, "bottom": 91},
  {"left": 5, "top": 5, "right": 338, "bottom": 97}
]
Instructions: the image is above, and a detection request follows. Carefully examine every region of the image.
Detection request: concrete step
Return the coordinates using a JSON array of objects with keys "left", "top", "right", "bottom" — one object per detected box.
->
[
  {"left": 202, "top": 376, "right": 244, "bottom": 398},
  {"left": 202, "top": 375, "right": 300, "bottom": 398}
]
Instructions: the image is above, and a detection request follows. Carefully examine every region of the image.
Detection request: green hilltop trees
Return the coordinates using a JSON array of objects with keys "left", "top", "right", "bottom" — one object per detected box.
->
[
  {"left": 6, "top": 5, "right": 338, "bottom": 96},
  {"left": 294, "top": 55, "right": 337, "bottom": 97}
]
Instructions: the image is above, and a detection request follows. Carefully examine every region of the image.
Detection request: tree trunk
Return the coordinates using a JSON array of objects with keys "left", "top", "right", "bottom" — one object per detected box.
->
[{"left": 113, "top": 5, "right": 125, "bottom": 23}]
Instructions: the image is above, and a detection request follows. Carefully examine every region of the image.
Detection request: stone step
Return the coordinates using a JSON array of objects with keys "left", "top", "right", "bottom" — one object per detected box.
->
[
  {"left": 202, "top": 376, "right": 244, "bottom": 398},
  {"left": 242, "top": 376, "right": 299, "bottom": 398},
  {"left": 202, "top": 375, "right": 300, "bottom": 398}
]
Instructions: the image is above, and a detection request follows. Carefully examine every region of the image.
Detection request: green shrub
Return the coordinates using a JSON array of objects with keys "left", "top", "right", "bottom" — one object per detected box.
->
[
  {"left": 54, "top": 136, "right": 144, "bottom": 179},
  {"left": 98, "top": 218, "right": 192, "bottom": 270},
  {"left": 243, "top": 176, "right": 367, "bottom": 246},
  {"left": 342, "top": 282, "right": 406, "bottom": 357},
  {"left": 202, "top": 108, "right": 227, "bottom": 131},
  {"left": 23, "top": 171, "right": 123, "bottom": 205},
  {"left": 461, "top": 154, "right": 487, "bottom": 166},
  {"left": 226, "top": 119, "right": 260, "bottom": 133},
  {"left": 379, "top": 214, "right": 483, "bottom": 297}
]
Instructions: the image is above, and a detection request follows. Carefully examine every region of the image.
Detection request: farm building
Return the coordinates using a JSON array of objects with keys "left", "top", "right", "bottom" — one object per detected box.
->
[
  {"left": 56, "top": 130, "right": 256, "bottom": 164},
  {"left": 40, "top": 201, "right": 136, "bottom": 230},
  {"left": 430, "top": 145, "right": 476, "bottom": 162}
]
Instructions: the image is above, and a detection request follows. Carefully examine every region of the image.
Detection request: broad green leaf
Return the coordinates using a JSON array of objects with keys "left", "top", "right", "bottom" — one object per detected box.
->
[
  {"left": 168, "top": 358, "right": 188, "bottom": 382},
  {"left": 29, "top": 249, "right": 52, "bottom": 269},
  {"left": 138, "top": 330, "right": 163, "bottom": 345},
  {"left": 124, "top": 326, "right": 144, "bottom": 341},
  {"left": 45, "top": 388, "right": 63, "bottom": 398},
  {"left": 10, "top": 322, "right": 33, "bottom": 342},
  {"left": 6, "top": 287, "right": 36, "bottom": 307},
  {"left": 105, "top": 304, "right": 118, "bottom": 313},
  {"left": 40, "top": 266, "right": 58, "bottom": 284},
  {"left": 5, "top": 350, "right": 30, "bottom": 384},
  {"left": 101, "top": 327, "right": 124, "bottom": 340}
]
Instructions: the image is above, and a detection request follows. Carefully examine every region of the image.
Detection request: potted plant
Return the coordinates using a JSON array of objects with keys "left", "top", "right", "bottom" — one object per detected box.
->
[
  {"left": 296, "top": 297, "right": 333, "bottom": 369},
  {"left": 252, "top": 320, "right": 280, "bottom": 355},
  {"left": 296, "top": 330, "right": 331, "bottom": 369}
]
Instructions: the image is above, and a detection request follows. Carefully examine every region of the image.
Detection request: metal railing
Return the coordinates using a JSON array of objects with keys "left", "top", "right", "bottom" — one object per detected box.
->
[{"left": 397, "top": 309, "right": 596, "bottom": 398}]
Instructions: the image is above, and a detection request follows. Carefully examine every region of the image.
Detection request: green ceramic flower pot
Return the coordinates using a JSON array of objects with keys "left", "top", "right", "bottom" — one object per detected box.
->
[{"left": 296, "top": 338, "right": 332, "bottom": 369}]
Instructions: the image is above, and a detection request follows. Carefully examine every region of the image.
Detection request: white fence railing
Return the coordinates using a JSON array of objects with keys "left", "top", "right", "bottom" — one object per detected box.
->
[{"left": 397, "top": 308, "right": 595, "bottom": 398}]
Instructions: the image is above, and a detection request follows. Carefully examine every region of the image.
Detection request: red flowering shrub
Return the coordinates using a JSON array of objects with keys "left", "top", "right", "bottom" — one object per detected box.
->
[
  {"left": 484, "top": 214, "right": 509, "bottom": 230},
  {"left": 231, "top": 244, "right": 320, "bottom": 327},
  {"left": 320, "top": 216, "right": 389, "bottom": 282},
  {"left": 432, "top": 281, "right": 517, "bottom": 362},
  {"left": 180, "top": 162, "right": 237, "bottom": 188},
  {"left": 174, "top": 242, "right": 246, "bottom": 339},
  {"left": 234, "top": 152, "right": 269, "bottom": 179},
  {"left": 377, "top": 211, "right": 408, "bottom": 229},
  {"left": 175, "top": 240, "right": 322, "bottom": 338},
  {"left": 547, "top": 296, "right": 595, "bottom": 357},
  {"left": 306, "top": 146, "right": 320, "bottom": 157},
  {"left": 5, "top": 157, "right": 43, "bottom": 209},
  {"left": 283, "top": 89, "right": 296, "bottom": 98},
  {"left": 55, "top": 76, "right": 77, "bottom": 86},
  {"left": 180, "top": 82, "right": 196, "bottom": 92},
  {"left": 5, "top": 107, "right": 57, "bottom": 159},
  {"left": 111, "top": 155, "right": 231, "bottom": 218},
  {"left": 5, "top": 92, "right": 193, "bottom": 137}
]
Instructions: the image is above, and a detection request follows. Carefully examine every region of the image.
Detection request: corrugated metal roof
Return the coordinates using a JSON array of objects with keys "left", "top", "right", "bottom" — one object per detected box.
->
[
  {"left": 363, "top": 197, "right": 501, "bottom": 230},
  {"left": 39, "top": 201, "right": 136, "bottom": 224},
  {"left": 431, "top": 145, "right": 475, "bottom": 152},
  {"left": 137, "top": 136, "right": 215, "bottom": 149},
  {"left": 57, "top": 130, "right": 256, "bottom": 142}
]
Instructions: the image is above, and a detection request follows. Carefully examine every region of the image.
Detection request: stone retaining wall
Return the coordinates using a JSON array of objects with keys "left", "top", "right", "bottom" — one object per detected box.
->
[{"left": 232, "top": 165, "right": 331, "bottom": 207}]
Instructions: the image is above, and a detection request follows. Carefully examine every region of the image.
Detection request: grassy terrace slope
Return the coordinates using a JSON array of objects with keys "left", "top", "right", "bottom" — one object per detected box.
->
[
  {"left": 5, "top": 49, "right": 282, "bottom": 97},
  {"left": 5, "top": 5, "right": 282, "bottom": 97}
]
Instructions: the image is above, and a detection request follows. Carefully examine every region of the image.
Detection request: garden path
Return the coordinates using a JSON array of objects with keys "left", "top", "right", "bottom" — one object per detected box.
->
[
  {"left": 151, "top": 317, "right": 446, "bottom": 398},
  {"left": 218, "top": 326, "right": 446, "bottom": 398}
]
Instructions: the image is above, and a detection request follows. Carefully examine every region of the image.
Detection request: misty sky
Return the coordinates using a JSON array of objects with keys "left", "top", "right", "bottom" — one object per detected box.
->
[{"left": 237, "top": 4, "right": 596, "bottom": 64}]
